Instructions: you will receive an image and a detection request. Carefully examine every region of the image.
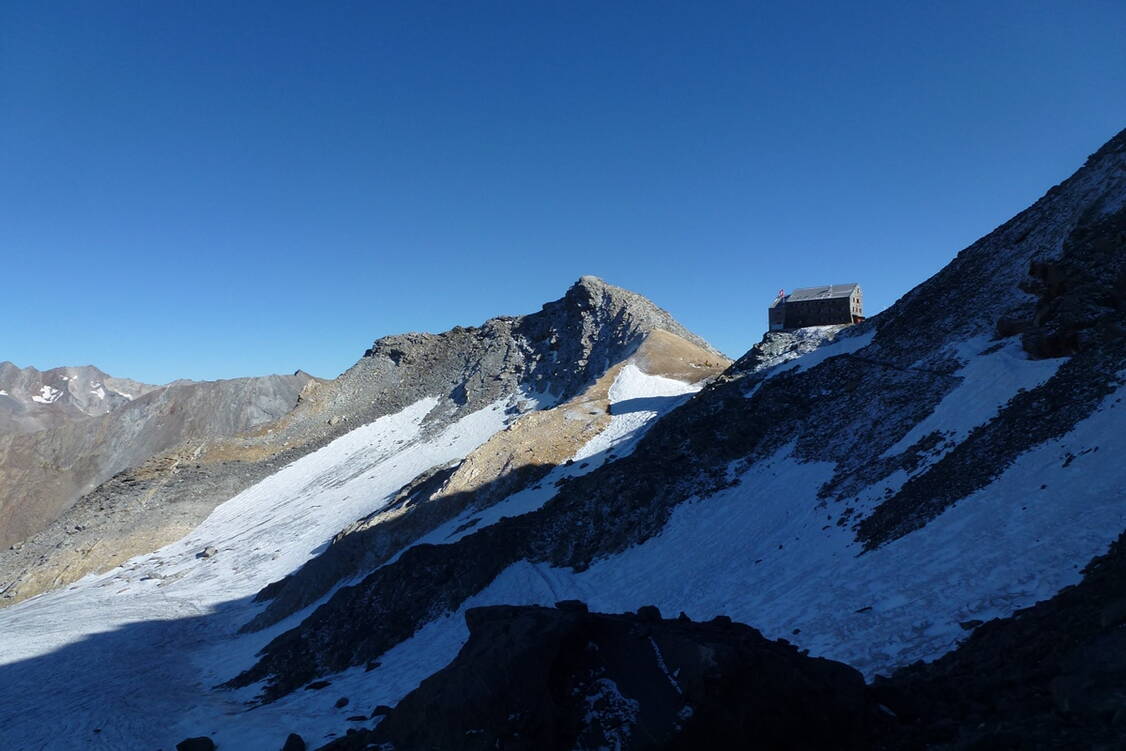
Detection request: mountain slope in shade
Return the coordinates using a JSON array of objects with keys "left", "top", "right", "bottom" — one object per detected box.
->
[
  {"left": 880, "top": 527, "right": 1126, "bottom": 748},
  {"left": 326, "top": 603, "right": 888, "bottom": 751}
]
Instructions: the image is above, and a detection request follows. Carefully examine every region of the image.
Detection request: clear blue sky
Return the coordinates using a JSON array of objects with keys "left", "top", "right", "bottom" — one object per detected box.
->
[{"left": 3, "top": 1, "right": 1124, "bottom": 383}]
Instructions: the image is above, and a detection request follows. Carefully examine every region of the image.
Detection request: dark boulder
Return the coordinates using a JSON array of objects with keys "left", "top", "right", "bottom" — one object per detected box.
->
[
  {"left": 176, "top": 738, "right": 215, "bottom": 751},
  {"left": 554, "top": 599, "right": 588, "bottom": 612},
  {"left": 281, "top": 733, "right": 305, "bottom": 751}
]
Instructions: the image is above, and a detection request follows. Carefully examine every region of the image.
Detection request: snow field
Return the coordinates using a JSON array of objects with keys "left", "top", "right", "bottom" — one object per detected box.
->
[{"left": 0, "top": 396, "right": 512, "bottom": 749}]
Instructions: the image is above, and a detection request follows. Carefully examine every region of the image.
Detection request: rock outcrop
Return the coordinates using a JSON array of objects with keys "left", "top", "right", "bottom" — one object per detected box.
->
[{"left": 321, "top": 604, "right": 887, "bottom": 751}]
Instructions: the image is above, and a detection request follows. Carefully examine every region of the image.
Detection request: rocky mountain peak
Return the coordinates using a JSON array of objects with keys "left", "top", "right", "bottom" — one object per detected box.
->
[
  {"left": 546, "top": 275, "right": 723, "bottom": 357},
  {"left": 560, "top": 274, "right": 622, "bottom": 310},
  {"left": 314, "top": 277, "right": 728, "bottom": 437}
]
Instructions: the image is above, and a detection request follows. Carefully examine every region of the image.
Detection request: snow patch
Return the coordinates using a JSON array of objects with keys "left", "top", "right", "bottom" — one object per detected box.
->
[
  {"left": 608, "top": 363, "right": 697, "bottom": 402},
  {"left": 767, "top": 328, "right": 875, "bottom": 379},
  {"left": 30, "top": 385, "right": 61, "bottom": 404},
  {"left": 883, "top": 337, "right": 1064, "bottom": 458},
  {"left": 579, "top": 677, "right": 640, "bottom": 750},
  {"left": 649, "top": 636, "right": 682, "bottom": 695}
]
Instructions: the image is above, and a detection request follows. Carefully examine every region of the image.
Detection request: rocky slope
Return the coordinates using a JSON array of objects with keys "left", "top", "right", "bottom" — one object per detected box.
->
[
  {"left": 242, "top": 328, "right": 725, "bottom": 633},
  {"left": 0, "top": 277, "right": 730, "bottom": 750}
]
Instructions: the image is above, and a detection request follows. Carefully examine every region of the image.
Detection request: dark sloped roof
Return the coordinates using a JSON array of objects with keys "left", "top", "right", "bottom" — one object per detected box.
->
[{"left": 786, "top": 283, "right": 859, "bottom": 302}]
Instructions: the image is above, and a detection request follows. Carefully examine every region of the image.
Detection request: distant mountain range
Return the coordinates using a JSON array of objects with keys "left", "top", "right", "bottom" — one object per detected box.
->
[
  {"left": 0, "top": 366, "right": 313, "bottom": 557},
  {"left": 0, "top": 362, "right": 159, "bottom": 435}
]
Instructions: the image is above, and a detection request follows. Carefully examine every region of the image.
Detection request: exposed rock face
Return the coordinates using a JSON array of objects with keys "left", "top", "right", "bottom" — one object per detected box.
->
[
  {"left": 0, "top": 362, "right": 158, "bottom": 436},
  {"left": 1008, "top": 206, "right": 1126, "bottom": 360},
  {"left": 230, "top": 129, "right": 1126, "bottom": 702},
  {"left": 321, "top": 604, "right": 886, "bottom": 751}
]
